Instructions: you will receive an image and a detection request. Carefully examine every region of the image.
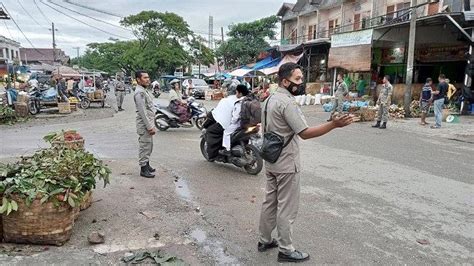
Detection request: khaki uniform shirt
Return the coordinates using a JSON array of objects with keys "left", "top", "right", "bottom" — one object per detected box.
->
[
  {"left": 262, "top": 88, "right": 309, "bottom": 173},
  {"left": 335, "top": 81, "right": 348, "bottom": 97},
  {"left": 378, "top": 83, "right": 393, "bottom": 105},
  {"left": 134, "top": 85, "right": 156, "bottom": 130}
]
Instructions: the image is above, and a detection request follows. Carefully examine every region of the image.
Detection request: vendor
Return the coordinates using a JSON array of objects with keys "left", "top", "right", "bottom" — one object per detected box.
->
[{"left": 357, "top": 76, "right": 367, "bottom": 97}]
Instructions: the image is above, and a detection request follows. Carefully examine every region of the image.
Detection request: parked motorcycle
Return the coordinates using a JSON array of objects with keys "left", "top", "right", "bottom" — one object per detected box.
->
[
  {"left": 28, "top": 86, "right": 58, "bottom": 115},
  {"left": 154, "top": 97, "right": 207, "bottom": 131},
  {"left": 200, "top": 127, "right": 263, "bottom": 175}
]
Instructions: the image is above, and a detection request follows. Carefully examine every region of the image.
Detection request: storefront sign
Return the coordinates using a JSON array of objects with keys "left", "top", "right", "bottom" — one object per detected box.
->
[
  {"left": 415, "top": 45, "right": 467, "bottom": 62},
  {"left": 331, "top": 29, "right": 373, "bottom": 48}
]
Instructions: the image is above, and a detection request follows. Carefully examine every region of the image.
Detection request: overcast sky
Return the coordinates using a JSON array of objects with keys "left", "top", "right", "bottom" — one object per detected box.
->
[{"left": 1, "top": 0, "right": 284, "bottom": 58}]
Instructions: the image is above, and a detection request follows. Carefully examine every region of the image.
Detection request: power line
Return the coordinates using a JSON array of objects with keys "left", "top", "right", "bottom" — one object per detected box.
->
[
  {"left": 39, "top": 0, "right": 132, "bottom": 40},
  {"left": 3, "top": 20, "right": 14, "bottom": 41},
  {"left": 33, "top": 0, "right": 52, "bottom": 24},
  {"left": 48, "top": 0, "right": 132, "bottom": 32},
  {"left": 63, "top": 0, "right": 123, "bottom": 18},
  {"left": 17, "top": 0, "right": 45, "bottom": 28},
  {"left": 0, "top": 3, "right": 46, "bottom": 55}
]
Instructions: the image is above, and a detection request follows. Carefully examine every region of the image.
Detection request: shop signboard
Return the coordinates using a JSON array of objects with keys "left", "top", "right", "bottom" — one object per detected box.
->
[
  {"left": 331, "top": 29, "right": 373, "bottom": 48},
  {"left": 383, "top": 47, "right": 405, "bottom": 64},
  {"left": 415, "top": 45, "right": 467, "bottom": 62}
]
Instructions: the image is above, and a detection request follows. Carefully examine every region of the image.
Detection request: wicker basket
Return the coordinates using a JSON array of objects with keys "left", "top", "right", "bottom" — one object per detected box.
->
[
  {"left": 80, "top": 190, "right": 93, "bottom": 211},
  {"left": 359, "top": 107, "right": 376, "bottom": 122},
  {"left": 51, "top": 139, "right": 85, "bottom": 150},
  {"left": 2, "top": 195, "right": 76, "bottom": 246},
  {"left": 58, "top": 102, "right": 71, "bottom": 114}
]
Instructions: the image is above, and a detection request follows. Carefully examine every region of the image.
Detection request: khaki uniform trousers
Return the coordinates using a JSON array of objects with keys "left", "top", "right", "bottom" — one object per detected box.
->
[
  {"left": 259, "top": 171, "right": 300, "bottom": 254},
  {"left": 137, "top": 120, "right": 153, "bottom": 167}
]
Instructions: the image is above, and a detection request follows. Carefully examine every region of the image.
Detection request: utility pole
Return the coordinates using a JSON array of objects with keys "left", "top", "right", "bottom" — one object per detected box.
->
[
  {"left": 73, "top": 47, "right": 80, "bottom": 67},
  {"left": 50, "top": 22, "right": 57, "bottom": 64},
  {"left": 221, "top": 27, "right": 226, "bottom": 70},
  {"left": 404, "top": 0, "right": 417, "bottom": 115}
]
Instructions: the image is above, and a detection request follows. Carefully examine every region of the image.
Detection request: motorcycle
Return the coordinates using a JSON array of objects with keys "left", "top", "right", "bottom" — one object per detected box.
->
[
  {"left": 200, "top": 126, "right": 263, "bottom": 175},
  {"left": 28, "top": 86, "right": 59, "bottom": 115},
  {"left": 154, "top": 97, "right": 207, "bottom": 131}
]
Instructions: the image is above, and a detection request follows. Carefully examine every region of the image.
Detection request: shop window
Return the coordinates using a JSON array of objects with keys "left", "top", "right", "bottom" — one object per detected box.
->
[
  {"left": 354, "top": 14, "right": 361, "bottom": 30},
  {"left": 396, "top": 2, "right": 411, "bottom": 21}
]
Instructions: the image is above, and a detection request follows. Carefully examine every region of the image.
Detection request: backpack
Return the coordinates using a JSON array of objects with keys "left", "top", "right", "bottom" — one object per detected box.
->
[{"left": 240, "top": 95, "right": 262, "bottom": 128}]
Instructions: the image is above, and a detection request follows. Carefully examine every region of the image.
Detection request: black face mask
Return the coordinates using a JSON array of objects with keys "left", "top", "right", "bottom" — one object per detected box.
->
[{"left": 285, "top": 81, "right": 305, "bottom": 96}]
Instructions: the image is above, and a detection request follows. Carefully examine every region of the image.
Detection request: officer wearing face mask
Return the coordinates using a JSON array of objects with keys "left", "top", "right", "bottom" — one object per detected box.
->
[{"left": 257, "top": 63, "right": 353, "bottom": 263}]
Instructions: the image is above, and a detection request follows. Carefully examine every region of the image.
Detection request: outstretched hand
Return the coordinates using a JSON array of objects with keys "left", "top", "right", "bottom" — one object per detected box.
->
[{"left": 332, "top": 114, "right": 353, "bottom": 128}]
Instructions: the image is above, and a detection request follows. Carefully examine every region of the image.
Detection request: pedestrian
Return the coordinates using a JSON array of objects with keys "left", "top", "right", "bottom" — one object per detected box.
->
[
  {"left": 115, "top": 77, "right": 126, "bottom": 111},
  {"left": 372, "top": 75, "right": 393, "bottom": 129},
  {"left": 431, "top": 74, "right": 448, "bottom": 129},
  {"left": 446, "top": 78, "right": 457, "bottom": 102},
  {"left": 327, "top": 73, "right": 348, "bottom": 121},
  {"left": 133, "top": 70, "right": 157, "bottom": 178},
  {"left": 258, "top": 63, "right": 353, "bottom": 263},
  {"left": 357, "top": 75, "right": 367, "bottom": 97},
  {"left": 419, "top": 78, "right": 433, "bottom": 126},
  {"left": 186, "top": 78, "right": 194, "bottom": 97}
]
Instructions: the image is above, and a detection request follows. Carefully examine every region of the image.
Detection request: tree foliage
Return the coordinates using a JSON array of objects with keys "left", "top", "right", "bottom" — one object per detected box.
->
[
  {"left": 71, "top": 11, "right": 214, "bottom": 77},
  {"left": 216, "top": 16, "right": 279, "bottom": 69}
]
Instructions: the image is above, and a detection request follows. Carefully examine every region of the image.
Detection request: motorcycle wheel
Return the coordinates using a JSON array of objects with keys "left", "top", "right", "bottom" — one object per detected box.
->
[
  {"left": 155, "top": 114, "right": 170, "bottom": 131},
  {"left": 200, "top": 137, "right": 212, "bottom": 162},
  {"left": 244, "top": 144, "right": 263, "bottom": 175},
  {"left": 195, "top": 117, "right": 206, "bottom": 130},
  {"left": 80, "top": 98, "right": 91, "bottom": 109},
  {"left": 29, "top": 100, "right": 39, "bottom": 115}
]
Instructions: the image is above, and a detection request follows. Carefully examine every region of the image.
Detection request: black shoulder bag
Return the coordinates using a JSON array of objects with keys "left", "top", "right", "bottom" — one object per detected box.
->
[{"left": 260, "top": 96, "right": 294, "bottom": 163}]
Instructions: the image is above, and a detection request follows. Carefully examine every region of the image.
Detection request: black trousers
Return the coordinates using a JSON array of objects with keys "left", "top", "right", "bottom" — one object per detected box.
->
[{"left": 206, "top": 122, "right": 224, "bottom": 160}]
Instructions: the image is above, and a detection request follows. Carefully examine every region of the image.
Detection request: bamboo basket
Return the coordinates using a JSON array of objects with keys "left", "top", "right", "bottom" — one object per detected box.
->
[
  {"left": 2, "top": 195, "right": 76, "bottom": 246},
  {"left": 80, "top": 190, "right": 93, "bottom": 211},
  {"left": 51, "top": 139, "right": 85, "bottom": 150},
  {"left": 359, "top": 107, "right": 376, "bottom": 122}
]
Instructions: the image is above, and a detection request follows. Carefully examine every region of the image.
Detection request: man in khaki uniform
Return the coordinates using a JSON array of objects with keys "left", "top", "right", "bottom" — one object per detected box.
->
[
  {"left": 372, "top": 75, "right": 393, "bottom": 129},
  {"left": 133, "top": 70, "right": 156, "bottom": 178},
  {"left": 258, "top": 63, "right": 353, "bottom": 263},
  {"left": 115, "top": 77, "right": 126, "bottom": 111},
  {"left": 328, "top": 73, "right": 348, "bottom": 121}
]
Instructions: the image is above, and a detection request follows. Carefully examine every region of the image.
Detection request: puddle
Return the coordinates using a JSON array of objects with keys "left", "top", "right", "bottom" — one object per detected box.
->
[
  {"left": 190, "top": 229, "right": 237, "bottom": 264},
  {"left": 174, "top": 177, "right": 192, "bottom": 201}
]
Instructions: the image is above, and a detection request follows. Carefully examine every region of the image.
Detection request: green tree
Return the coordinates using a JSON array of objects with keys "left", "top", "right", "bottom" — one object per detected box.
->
[
  {"left": 71, "top": 11, "right": 215, "bottom": 77},
  {"left": 217, "top": 16, "right": 279, "bottom": 69}
]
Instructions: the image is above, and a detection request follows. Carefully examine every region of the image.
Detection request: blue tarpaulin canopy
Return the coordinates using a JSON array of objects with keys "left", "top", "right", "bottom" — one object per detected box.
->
[{"left": 229, "top": 56, "right": 282, "bottom": 77}]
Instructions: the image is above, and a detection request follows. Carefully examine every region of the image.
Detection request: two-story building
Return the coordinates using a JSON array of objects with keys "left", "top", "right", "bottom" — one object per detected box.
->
[
  {"left": 0, "top": 35, "right": 21, "bottom": 77},
  {"left": 278, "top": 0, "right": 473, "bottom": 102}
]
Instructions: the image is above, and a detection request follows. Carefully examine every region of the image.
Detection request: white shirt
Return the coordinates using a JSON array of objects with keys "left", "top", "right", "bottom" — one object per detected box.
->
[
  {"left": 229, "top": 98, "right": 243, "bottom": 130},
  {"left": 212, "top": 95, "right": 238, "bottom": 129},
  {"left": 28, "top": 79, "right": 39, "bottom": 88}
]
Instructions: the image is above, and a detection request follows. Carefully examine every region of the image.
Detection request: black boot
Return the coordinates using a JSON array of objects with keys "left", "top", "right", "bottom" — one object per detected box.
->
[
  {"left": 146, "top": 162, "right": 156, "bottom": 172},
  {"left": 140, "top": 166, "right": 155, "bottom": 178},
  {"left": 379, "top": 122, "right": 387, "bottom": 129},
  {"left": 372, "top": 121, "right": 381, "bottom": 128}
]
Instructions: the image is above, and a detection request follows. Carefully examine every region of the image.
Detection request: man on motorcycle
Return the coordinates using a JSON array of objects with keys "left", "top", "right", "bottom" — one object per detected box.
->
[
  {"left": 168, "top": 79, "right": 191, "bottom": 123},
  {"left": 204, "top": 83, "right": 239, "bottom": 159},
  {"left": 222, "top": 85, "right": 249, "bottom": 154}
]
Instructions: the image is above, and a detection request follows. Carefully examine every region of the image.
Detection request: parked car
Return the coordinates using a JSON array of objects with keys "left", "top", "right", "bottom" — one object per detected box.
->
[{"left": 184, "top": 79, "right": 209, "bottom": 99}]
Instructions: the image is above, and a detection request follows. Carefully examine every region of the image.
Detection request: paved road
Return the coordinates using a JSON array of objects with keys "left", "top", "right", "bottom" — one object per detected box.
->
[{"left": 1, "top": 93, "right": 472, "bottom": 264}]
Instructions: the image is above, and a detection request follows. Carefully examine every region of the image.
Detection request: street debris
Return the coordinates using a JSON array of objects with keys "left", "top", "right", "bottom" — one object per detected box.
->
[
  {"left": 122, "top": 250, "right": 185, "bottom": 265},
  {"left": 416, "top": 239, "right": 430, "bottom": 245},
  {"left": 153, "top": 232, "right": 160, "bottom": 240},
  {"left": 139, "top": 210, "right": 159, "bottom": 219},
  {"left": 88, "top": 231, "right": 105, "bottom": 244}
]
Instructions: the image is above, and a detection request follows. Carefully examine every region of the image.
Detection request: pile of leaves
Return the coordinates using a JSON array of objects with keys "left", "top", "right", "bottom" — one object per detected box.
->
[
  {"left": 122, "top": 250, "right": 185, "bottom": 265},
  {"left": 410, "top": 100, "right": 422, "bottom": 118},
  {"left": 43, "top": 130, "right": 84, "bottom": 143},
  {"left": 0, "top": 148, "right": 110, "bottom": 215},
  {"left": 389, "top": 104, "right": 406, "bottom": 119},
  {"left": 0, "top": 105, "right": 16, "bottom": 125}
]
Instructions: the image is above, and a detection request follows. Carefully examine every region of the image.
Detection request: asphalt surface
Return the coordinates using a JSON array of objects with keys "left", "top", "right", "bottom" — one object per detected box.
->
[{"left": 0, "top": 91, "right": 472, "bottom": 265}]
